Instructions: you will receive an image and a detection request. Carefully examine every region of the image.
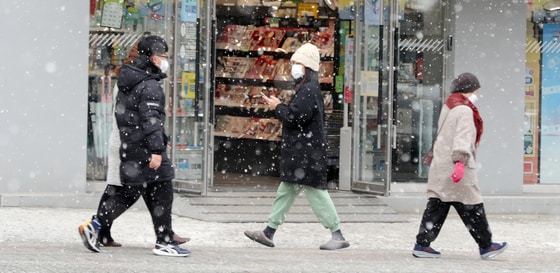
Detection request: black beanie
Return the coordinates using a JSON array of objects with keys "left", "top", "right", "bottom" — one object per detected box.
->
[
  {"left": 451, "top": 72, "right": 480, "bottom": 93},
  {"left": 137, "top": 35, "right": 168, "bottom": 57}
]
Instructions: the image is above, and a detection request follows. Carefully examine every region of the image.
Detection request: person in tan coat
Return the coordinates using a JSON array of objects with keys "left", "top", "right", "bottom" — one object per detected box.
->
[{"left": 412, "top": 72, "right": 507, "bottom": 260}]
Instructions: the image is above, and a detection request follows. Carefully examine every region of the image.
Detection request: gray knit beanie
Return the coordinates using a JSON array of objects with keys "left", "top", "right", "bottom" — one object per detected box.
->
[{"left": 451, "top": 72, "right": 481, "bottom": 93}]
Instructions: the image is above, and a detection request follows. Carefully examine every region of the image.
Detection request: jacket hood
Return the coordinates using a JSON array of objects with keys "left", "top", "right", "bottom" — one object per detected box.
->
[{"left": 117, "top": 64, "right": 166, "bottom": 92}]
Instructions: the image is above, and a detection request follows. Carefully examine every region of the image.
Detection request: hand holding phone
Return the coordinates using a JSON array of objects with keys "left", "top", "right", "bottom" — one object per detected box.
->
[{"left": 261, "top": 93, "right": 281, "bottom": 110}]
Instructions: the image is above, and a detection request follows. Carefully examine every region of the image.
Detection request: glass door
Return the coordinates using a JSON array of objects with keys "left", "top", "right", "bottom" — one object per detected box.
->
[
  {"left": 168, "top": 0, "right": 213, "bottom": 195},
  {"left": 351, "top": 0, "right": 446, "bottom": 194}
]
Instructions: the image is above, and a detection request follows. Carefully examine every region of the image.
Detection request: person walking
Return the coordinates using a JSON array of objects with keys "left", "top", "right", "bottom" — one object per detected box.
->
[
  {"left": 412, "top": 72, "right": 507, "bottom": 260},
  {"left": 78, "top": 35, "right": 190, "bottom": 257},
  {"left": 84, "top": 42, "right": 188, "bottom": 249},
  {"left": 244, "top": 43, "right": 349, "bottom": 251}
]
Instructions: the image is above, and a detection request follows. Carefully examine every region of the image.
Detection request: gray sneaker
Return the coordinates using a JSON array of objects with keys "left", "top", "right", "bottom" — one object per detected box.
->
[
  {"left": 244, "top": 230, "right": 275, "bottom": 247},
  {"left": 319, "top": 238, "right": 350, "bottom": 250}
]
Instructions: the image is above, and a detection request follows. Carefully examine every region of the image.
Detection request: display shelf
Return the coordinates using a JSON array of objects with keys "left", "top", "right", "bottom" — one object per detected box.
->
[{"left": 214, "top": 9, "right": 339, "bottom": 175}]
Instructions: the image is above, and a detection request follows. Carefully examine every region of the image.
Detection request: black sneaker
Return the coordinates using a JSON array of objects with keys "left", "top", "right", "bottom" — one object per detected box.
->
[
  {"left": 78, "top": 216, "right": 101, "bottom": 253},
  {"left": 152, "top": 243, "right": 191, "bottom": 257},
  {"left": 480, "top": 242, "right": 507, "bottom": 260},
  {"left": 412, "top": 243, "right": 441, "bottom": 258}
]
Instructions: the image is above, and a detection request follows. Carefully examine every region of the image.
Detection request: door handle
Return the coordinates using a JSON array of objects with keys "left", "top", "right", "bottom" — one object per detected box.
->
[
  {"left": 392, "top": 124, "right": 397, "bottom": 149},
  {"left": 377, "top": 126, "right": 381, "bottom": 149}
]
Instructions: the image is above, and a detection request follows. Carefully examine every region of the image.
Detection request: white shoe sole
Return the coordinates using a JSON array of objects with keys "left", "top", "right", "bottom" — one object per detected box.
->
[
  {"left": 152, "top": 244, "right": 190, "bottom": 257},
  {"left": 481, "top": 244, "right": 508, "bottom": 260},
  {"left": 412, "top": 250, "right": 441, "bottom": 258},
  {"left": 78, "top": 223, "right": 100, "bottom": 253},
  {"left": 319, "top": 240, "right": 350, "bottom": 250}
]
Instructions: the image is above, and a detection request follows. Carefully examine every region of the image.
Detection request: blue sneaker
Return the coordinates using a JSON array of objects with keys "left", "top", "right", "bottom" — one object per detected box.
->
[
  {"left": 78, "top": 216, "right": 101, "bottom": 253},
  {"left": 152, "top": 243, "right": 191, "bottom": 257},
  {"left": 412, "top": 243, "right": 441, "bottom": 258},
  {"left": 480, "top": 242, "right": 507, "bottom": 260}
]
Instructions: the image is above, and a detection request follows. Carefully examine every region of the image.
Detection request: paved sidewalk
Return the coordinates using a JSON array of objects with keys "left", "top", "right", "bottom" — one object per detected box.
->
[{"left": 1, "top": 207, "right": 559, "bottom": 273}]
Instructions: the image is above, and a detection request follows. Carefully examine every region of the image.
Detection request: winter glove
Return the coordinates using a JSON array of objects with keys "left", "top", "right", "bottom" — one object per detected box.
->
[{"left": 451, "top": 161, "right": 465, "bottom": 183}]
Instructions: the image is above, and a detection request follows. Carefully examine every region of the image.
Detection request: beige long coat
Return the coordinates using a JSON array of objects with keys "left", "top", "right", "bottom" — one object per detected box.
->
[{"left": 427, "top": 104, "right": 483, "bottom": 205}]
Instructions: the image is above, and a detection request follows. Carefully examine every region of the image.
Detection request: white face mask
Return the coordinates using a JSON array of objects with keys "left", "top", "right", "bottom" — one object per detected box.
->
[
  {"left": 158, "top": 59, "right": 169, "bottom": 73},
  {"left": 469, "top": 94, "right": 479, "bottom": 104},
  {"left": 291, "top": 64, "right": 305, "bottom": 79}
]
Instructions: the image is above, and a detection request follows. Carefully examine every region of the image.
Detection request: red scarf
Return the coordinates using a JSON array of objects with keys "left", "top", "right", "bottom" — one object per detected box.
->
[{"left": 445, "top": 93, "right": 484, "bottom": 146}]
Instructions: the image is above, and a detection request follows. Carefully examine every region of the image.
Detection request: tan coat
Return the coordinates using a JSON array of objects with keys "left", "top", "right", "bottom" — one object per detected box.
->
[{"left": 427, "top": 104, "right": 483, "bottom": 204}]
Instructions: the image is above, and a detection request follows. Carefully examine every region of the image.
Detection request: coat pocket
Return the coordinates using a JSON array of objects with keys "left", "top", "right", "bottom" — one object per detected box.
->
[
  {"left": 466, "top": 156, "right": 476, "bottom": 169},
  {"left": 120, "top": 145, "right": 150, "bottom": 165}
]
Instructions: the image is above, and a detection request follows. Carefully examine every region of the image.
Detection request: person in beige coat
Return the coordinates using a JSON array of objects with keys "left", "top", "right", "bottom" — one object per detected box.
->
[{"left": 412, "top": 73, "right": 507, "bottom": 260}]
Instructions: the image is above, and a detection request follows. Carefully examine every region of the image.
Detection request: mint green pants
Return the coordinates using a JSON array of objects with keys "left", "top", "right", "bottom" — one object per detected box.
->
[{"left": 268, "top": 182, "right": 341, "bottom": 232}]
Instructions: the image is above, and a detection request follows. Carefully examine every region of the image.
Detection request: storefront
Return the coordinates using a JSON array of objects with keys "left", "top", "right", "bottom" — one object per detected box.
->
[
  {"left": 528, "top": 0, "right": 560, "bottom": 185},
  {"left": 87, "top": 0, "right": 213, "bottom": 194},
  {"left": 84, "top": 0, "right": 527, "bottom": 197}
]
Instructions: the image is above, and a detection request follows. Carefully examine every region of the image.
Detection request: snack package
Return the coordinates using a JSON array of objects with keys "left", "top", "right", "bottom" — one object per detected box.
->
[
  {"left": 319, "top": 61, "right": 334, "bottom": 84},
  {"left": 245, "top": 56, "right": 273, "bottom": 79},
  {"left": 216, "top": 57, "right": 255, "bottom": 78},
  {"left": 274, "top": 59, "right": 294, "bottom": 82},
  {"left": 248, "top": 27, "right": 286, "bottom": 51},
  {"left": 279, "top": 29, "right": 310, "bottom": 53},
  {"left": 216, "top": 25, "right": 247, "bottom": 50}
]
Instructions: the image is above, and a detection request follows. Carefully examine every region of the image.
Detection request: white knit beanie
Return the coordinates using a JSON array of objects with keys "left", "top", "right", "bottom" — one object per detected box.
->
[{"left": 290, "top": 43, "right": 320, "bottom": 72}]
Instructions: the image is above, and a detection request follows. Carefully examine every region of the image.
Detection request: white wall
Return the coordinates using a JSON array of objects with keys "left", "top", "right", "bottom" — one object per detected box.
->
[
  {"left": 450, "top": 0, "right": 526, "bottom": 194},
  {"left": 0, "top": 1, "right": 89, "bottom": 193}
]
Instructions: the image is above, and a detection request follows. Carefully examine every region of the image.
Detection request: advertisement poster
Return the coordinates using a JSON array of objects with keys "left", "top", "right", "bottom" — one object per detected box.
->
[
  {"left": 338, "top": 0, "right": 354, "bottom": 20},
  {"left": 139, "top": 0, "right": 166, "bottom": 33},
  {"left": 100, "top": 0, "right": 124, "bottom": 28},
  {"left": 539, "top": 24, "right": 560, "bottom": 184},
  {"left": 365, "top": 0, "right": 382, "bottom": 26},
  {"left": 181, "top": 72, "right": 196, "bottom": 99},
  {"left": 180, "top": 0, "right": 197, "bottom": 22},
  {"left": 523, "top": 1, "right": 544, "bottom": 184},
  {"left": 524, "top": 60, "right": 539, "bottom": 183},
  {"left": 343, "top": 36, "right": 354, "bottom": 103},
  {"left": 360, "top": 71, "right": 379, "bottom": 96}
]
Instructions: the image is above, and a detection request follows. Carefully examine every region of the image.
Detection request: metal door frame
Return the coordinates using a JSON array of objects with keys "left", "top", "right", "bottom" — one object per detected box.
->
[
  {"left": 169, "top": 0, "right": 215, "bottom": 195},
  {"left": 350, "top": 0, "right": 398, "bottom": 196},
  {"left": 350, "top": 0, "right": 448, "bottom": 195}
]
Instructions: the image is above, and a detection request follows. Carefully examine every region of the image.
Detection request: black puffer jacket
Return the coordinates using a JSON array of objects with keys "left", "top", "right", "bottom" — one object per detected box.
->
[
  {"left": 114, "top": 64, "right": 174, "bottom": 185},
  {"left": 274, "top": 71, "right": 328, "bottom": 189}
]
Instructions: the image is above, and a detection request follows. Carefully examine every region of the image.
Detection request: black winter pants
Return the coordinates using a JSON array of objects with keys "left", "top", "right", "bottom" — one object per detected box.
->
[
  {"left": 96, "top": 184, "right": 121, "bottom": 243},
  {"left": 96, "top": 180, "right": 175, "bottom": 244},
  {"left": 415, "top": 198, "right": 493, "bottom": 249}
]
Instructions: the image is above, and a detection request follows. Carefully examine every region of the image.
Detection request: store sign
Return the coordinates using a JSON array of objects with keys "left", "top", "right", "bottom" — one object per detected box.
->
[{"left": 297, "top": 3, "right": 318, "bottom": 18}]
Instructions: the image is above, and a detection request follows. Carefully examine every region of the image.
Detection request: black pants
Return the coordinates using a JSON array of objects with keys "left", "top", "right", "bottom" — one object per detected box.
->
[
  {"left": 96, "top": 181, "right": 175, "bottom": 244},
  {"left": 96, "top": 185, "right": 121, "bottom": 243},
  {"left": 416, "top": 198, "right": 493, "bottom": 249}
]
